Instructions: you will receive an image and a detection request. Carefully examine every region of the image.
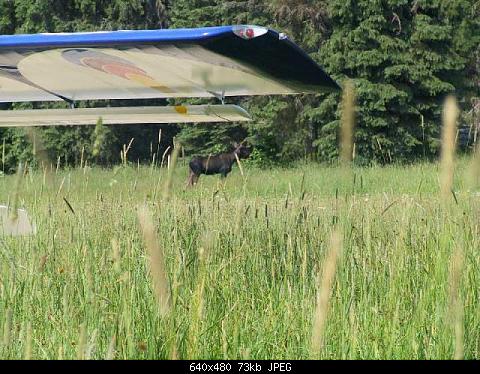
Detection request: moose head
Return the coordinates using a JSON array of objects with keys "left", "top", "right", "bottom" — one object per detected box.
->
[{"left": 232, "top": 140, "right": 252, "bottom": 160}]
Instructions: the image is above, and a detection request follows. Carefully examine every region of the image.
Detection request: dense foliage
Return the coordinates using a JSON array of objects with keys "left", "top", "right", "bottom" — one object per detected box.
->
[
  {"left": 318, "top": 0, "right": 480, "bottom": 163},
  {"left": 0, "top": 0, "right": 479, "bottom": 172}
]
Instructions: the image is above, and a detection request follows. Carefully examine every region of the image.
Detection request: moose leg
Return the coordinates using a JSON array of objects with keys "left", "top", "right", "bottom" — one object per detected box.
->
[
  {"left": 186, "top": 170, "right": 199, "bottom": 187},
  {"left": 192, "top": 173, "right": 200, "bottom": 185},
  {"left": 218, "top": 171, "right": 228, "bottom": 189}
]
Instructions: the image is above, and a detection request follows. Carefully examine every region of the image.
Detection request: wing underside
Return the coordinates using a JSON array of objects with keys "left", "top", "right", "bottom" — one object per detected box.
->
[
  {"left": 0, "top": 105, "right": 251, "bottom": 127},
  {"left": 0, "top": 26, "right": 339, "bottom": 104}
]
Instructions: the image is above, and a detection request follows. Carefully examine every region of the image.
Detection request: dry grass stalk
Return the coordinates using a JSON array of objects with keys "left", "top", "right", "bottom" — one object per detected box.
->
[
  {"left": 3, "top": 307, "right": 12, "bottom": 346},
  {"left": 38, "top": 255, "right": 48, "bottom": 272},
  {"left": 137, "top": 205, "right": 171, "bottom": 317},
  {"left": 111, "top": 238, "right": 121, "bottom": 274},
  {"left": 160, "top": 146, "right": 171, "bottom": 168},
  {"left": 187, "top": 233, "right": 213, "bottom": 357},
  {"left": 55, "top": 156, "right": 61, "bottom": 174},
  {"left": 241, "top": 347, "right": 251, "bottom": 360},
  {"left": 440, "top": 96, "right": 459, "bottom": 200},
  {"left": 187, "top": 276, "right": 205, "bottom": 357},
  {"left": 85, "top": 329, "right": 97, "bottom": 359},
  {"left": 76, "top": 323, "right": 87, "bottom": 360},
  {"left": 447, "top": 245, "right": 465, "bottom": 360},
  {"left": 340, "top": 80, "right": 356, "bottom": 165},
  {"left": 221, "top": 320, "right": 228, "bottom": 359},
  {"left": 170, "top": 333, "right": 179, "bottom": 360},
  {"left": 24, "top": 127, "right": 52, "bottom": 172},
  {"left": 80, "top": 146, "right": 85, "bottom": 169},
  {"left": 234, "top": 199, "right": 245, "bottom": 236},
  {"left": 92, "top": 117, "right": 105, "bottom": 158},
  {"left": 9, "top": 163, "right": 24, "bottom": 221},
  {"left": 311, "top": 229, "right": 342, "bottom": 356},
  {"left": 57, "top": 346, "right": 64, "bottom": 360},
  {"left": 234, "top": 153, "right": 245, "bottom": 178},
  {"left": 2, "top": 138, "right": 5, "bottom": 173},
  {"left": 105, "top": 335, "right": 116, "bottom": 360},
  {"left": 24, "top": 322, "right": 32, "bottom": 360},
  {"left": 466, "top": 137, "right": 480, "bottom": 190},
  {"left": 121, "top": 138, "right": 135, "bottom": 166},
  {"left": 56, "top": 176, "right": 66, "bottom": 197},
  {"left": 163, "top": 143, "right": 181, "bottom": 200}
]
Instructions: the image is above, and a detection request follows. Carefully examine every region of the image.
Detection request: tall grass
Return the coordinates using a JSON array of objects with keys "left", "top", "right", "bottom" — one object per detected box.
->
[{"left": 0, "top": 156, "right": 479, "bottom": 359}]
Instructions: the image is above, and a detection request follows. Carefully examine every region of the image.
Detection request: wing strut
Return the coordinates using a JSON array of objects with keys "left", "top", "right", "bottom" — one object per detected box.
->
[{"left": 208, "top": 90, "right": 226, "bottom": 105}]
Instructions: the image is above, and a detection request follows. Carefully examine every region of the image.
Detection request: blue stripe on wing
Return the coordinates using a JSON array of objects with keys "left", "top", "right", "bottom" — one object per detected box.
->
[{"left": 0, "top": 26, "right": 234, "bottom": 49}]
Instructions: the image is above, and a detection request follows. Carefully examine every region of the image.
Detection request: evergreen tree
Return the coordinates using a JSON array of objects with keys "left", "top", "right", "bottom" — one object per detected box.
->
[
  {"left": 0, "top": 0, "right": 15, "bottom": 34},
  {"left": 317, "top": 0, "right": 480, "bottom": 163}
]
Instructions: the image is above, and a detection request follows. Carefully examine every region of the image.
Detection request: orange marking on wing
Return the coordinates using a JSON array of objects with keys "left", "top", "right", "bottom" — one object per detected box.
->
[
  {"left": 103, "top": 64, "right": 146, "bottom": 78},
  {"left": 126, "top": 73, "right": 174, "bottom": 93},
  {"left": 174, "top": 106, "right": 188, "bottom": 115},
  {"left": 80, "top": 56, "right": 174, "bottom": 93}
]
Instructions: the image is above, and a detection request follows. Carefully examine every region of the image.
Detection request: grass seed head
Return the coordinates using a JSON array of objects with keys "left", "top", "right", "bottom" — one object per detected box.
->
[
  {"left": 340, "top": 80, "right": 356, "bottom": 165},
  {"left": 440, "top": 95, "right": 459, "bottom": 200},
  {"left": 311, "top": 229, "right": 342, "bottom": 356},
  {"left": 137, "top": 204, "right": 171, "bottom": 317},
  {"left": 163, "top": 142, "right": 181, "bottom": 200},
  {"left": 447, "top": 245, "right": 465, "bottom": 360},
  {"left": 92, "top": 116, "right": 106, "bottom": 158}
]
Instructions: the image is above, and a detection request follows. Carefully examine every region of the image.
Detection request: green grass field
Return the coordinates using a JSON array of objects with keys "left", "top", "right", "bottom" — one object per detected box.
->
[{"left": 0, "top": 160, "right": 479, "bottom": 359}]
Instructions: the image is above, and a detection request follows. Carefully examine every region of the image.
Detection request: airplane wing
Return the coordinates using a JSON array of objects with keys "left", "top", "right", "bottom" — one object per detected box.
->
[
  {"left": 0, "top": 25, "right": 339, "bottom": 103},
  {"left": 0, "top": 105, "right": 251, "bottom": 127}
]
